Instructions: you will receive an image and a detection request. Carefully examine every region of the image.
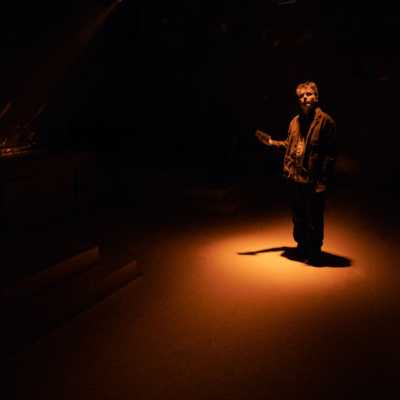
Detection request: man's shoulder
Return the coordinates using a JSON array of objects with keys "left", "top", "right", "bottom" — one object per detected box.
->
[
  {"left": 289, "top": 114, "right": 300, "bottom": 125},
  {"left": 318, "top": 108, "right": 336, "bottom": 126}
]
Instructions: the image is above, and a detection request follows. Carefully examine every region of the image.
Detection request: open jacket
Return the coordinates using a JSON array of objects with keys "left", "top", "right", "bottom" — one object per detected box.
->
[{"left": 276, "top": 107, "right": 337, "bottom": 186}]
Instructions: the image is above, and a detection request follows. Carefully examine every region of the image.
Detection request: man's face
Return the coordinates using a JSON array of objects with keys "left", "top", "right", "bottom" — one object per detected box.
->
[{"left": 296, "top": 86, "right": 318, "bottom": 115}]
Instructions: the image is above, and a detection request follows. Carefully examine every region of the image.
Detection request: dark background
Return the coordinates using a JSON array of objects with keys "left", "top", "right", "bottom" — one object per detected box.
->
[
  {"left": 3, "top": 2, "right": 400, "bottom": 382},
  {"left": 0, "top": 0, "right": 399, "bottom": 188}
]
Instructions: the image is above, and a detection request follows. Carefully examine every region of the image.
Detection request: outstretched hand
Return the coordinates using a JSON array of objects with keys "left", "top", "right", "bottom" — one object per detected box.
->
[{"left": 255, "top": 129, "right": 272, "bottom": 146}]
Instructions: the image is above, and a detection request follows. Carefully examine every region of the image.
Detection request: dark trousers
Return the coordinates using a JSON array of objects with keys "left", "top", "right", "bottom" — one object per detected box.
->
[{"left": 290, "top": 182, "right": 325, "bottom": 251}]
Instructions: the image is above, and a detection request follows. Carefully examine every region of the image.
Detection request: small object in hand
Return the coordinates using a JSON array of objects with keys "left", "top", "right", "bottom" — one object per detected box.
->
[{"left": 255, "top": 130, "right": 272, "bottom": 145}]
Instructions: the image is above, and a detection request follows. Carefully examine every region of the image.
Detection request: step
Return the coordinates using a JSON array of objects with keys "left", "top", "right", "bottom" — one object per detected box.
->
[{"left": 4, "top": 252, "right": 142, "bottom": 358}]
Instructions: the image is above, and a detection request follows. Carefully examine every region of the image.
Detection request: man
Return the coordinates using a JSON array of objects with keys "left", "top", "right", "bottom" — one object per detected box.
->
[{"left": 258, "top": 81, "right": 337, "bottom": 265}]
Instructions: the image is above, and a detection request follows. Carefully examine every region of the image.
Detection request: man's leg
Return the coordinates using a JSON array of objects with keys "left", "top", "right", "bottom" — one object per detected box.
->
[
  {"left": 305, "top": 188, "right": 326, "bottom": 263},
  {"left": 291, "top": 183, "right": 308, "bottom": 258}
]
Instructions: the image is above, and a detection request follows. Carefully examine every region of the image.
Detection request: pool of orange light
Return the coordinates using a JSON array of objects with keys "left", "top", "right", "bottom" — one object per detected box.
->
[{"left": 165, "top": 210, "right": 388, "bottom": 321}]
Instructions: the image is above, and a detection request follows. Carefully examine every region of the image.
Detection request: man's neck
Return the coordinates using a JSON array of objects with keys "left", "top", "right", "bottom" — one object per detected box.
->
[
  {"left": 300, "top": 108, "right": 316, "bottom": 121},
  {"left": 299, "top": 108, "right": 315, "bottom": 137}
]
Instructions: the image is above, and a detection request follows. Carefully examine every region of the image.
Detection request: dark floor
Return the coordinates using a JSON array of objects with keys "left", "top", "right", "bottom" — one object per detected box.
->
[{"left": 10, "top": 170, "right": 400, "bottom": 399}]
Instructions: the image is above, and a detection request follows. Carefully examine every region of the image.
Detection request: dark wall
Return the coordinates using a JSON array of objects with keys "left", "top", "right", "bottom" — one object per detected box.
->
[{"left": 3, "top": 1, "right": 400, "bottom": 181}]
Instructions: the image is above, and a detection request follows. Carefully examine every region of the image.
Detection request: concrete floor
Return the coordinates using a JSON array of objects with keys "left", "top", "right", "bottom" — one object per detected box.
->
[{"left": 12, "top": 175, "right": 400, "bottom": 399}]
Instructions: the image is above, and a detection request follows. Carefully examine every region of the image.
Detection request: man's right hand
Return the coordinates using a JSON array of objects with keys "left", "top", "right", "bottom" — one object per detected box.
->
[{"left": 255, "top": 130, "right": 272, "bottom": 146}]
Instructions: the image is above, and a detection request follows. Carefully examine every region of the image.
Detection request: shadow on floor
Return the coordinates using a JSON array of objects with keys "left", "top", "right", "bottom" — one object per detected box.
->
[{"left": 238, "top": 246, "right": 352, "bottom": 268}]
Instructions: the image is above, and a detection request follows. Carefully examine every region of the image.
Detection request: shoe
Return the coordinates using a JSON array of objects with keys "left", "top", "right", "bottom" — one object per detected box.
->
[
  {"left": 295, "top": 244, "right": 308, "bottom": 261},
  {"left": 305, "top": 248, "right": 322, "bottom": 266}
]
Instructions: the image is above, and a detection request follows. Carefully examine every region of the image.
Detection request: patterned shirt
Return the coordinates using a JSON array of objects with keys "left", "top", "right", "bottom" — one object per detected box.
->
[{"left": 275, "top": 107, "right": 337, "bottom": 185}]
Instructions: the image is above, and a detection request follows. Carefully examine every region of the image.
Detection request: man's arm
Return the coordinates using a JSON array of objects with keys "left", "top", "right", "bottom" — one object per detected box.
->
[
  {"left": 316, "top": 120, "right": 337, "bottom": 192},
  {"left": 270, "top": 138, "right": 288, "bottom": 149},
  {"left": 255, "top": 129, "right": 288, "bottom": 149}
]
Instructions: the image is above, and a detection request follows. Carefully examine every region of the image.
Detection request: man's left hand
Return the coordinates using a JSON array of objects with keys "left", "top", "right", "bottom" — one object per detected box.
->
[{"left": 315, "top": 183, "right": 327, "bottom": 193}]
